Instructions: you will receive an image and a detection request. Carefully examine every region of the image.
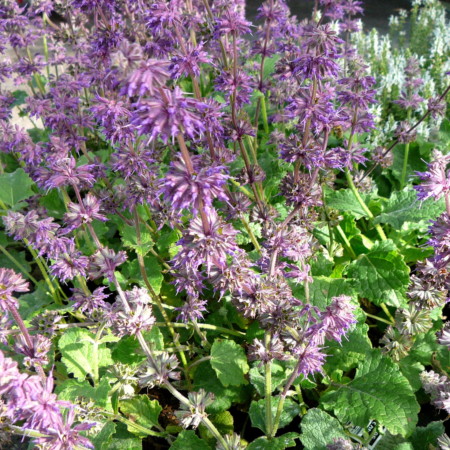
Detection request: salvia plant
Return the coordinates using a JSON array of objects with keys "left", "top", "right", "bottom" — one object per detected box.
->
[{"left": 0, "top": 0, "right": 449, "bottom": 448}]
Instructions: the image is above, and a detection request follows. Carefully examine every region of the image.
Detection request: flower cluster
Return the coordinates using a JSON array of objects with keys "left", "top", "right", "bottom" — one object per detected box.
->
[
  {"left": 0, "top": 351, "right": 94, "bottom": 449},
  {"left": 0, "top": 0, "right": 449, "bottom": 447}
]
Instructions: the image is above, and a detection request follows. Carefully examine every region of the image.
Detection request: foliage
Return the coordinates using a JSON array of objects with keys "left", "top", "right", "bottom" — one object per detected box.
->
[{"left": 0, "top": 0, "right": 449, "bottom": 449}]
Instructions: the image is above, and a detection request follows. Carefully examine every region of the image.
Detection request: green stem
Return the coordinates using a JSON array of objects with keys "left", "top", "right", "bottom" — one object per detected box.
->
[
  {"left": 92, "top": 322, "right": 107, "bottom": 385},
  {"left": 133, "top": 208, "right": 190, "bottom": 376},
  {"left": 192, "top": 320, "right": 210, "bottom": 349},
  {"left": 183, "top": 322, "right": 245, "bottom": 337},
  {"left": 0, "top": 244, "right": 39, "bottom": 285},
  {"left": 294, "top": 385, "right": 307, "bottom": 415},
  {"left": 103, "top": 412, "right": 167, "bottom": 438},
  {"left": 400, "top": 109, "right": 412, "bottom": 189},
  {"left": 8, "top": 303, "right": 47, "bottom": 382},
  {"left": 271, "top": 395, "right": 286, "bottom": 438},
  {"left": 400, "top": 142, "right": 410, "bottom": 189},
  {"left": 8, "top": 425, "right": 50, "bottom": 439},
  {"left": 363, "top": 310, "right": 393, "bottom": 325},
  {"left": 229, "top": 178, "right": 255, "bottom": 199},
  {"left": 335, "top": 224, "right": 357, "bottom": 259},
  {"left": 380, "top": 303, "right": 395, "bottom": 324},
  {"left": 164, "top": 382, "right": 230, "bottom": 450},
  {"left": 245, "top": 135, "right": 258, "bottom": 165},
  {"left": 260, "top": 93, "right": 269, "bottom": 134},
  {"left": 24, "top": 239, "right": 62, "bottom": 304},
  {"left": 264, "top": 331, "right": 273, "bottom": 438},
  {"left": 344, "top": 168, "right": 387, "bottom": 241},
  {"left": 240, "top": 215, "right": 261, "bottom": 252}
]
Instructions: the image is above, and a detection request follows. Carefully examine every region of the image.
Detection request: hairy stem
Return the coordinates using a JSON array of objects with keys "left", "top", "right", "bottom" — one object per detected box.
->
[{"left": 344, "top": 168, "right": 387, "bottom": 241}]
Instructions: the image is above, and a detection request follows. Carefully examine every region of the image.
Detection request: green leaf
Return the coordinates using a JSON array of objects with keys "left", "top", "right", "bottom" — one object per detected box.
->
[
  {"left": 120, "top": 223, "right": 154, "bottom": 256},
  {"left": 193, "top": 362, "right": 249, "bottom": 413},
  {"left": 326, "top": 189, "right": 376, "bottom": 219},
  {"left": 18, "top": 281, "right": 53, "bottom": 319},
  {"left": 11, "top": 89, "right": 28, "bottom": 107},
  {"left": 112, "top": 328, "right": 164, "bottom": 365},
  {"left": 210, "top": 411, "right": 234, "bottom": 435},
  {"left": 170, "top": 430, "right": 211, "bottom": 450},
  {"left": 299, "top": 408, "right": 348, "bottom": 449},
  {"left": 410, "top": 421, "right": 445, "bottom": 449},
  {"left": 56, "top": 378, "right": 112, "bottom": 409},
  {"left": 58, "top": 328, "right": 113, "bottom": 381},
  {"left": 235, "top": 220, "right": 262, "bottom": 245},
  {"left": 436, "top": 346, "right": 450, "bottom": 374},
  {"left": 119, "top": 395, "right": 162, "bottom": 436},
  {"left": 249, "top": 398, "right": 300, "bottom": 434},
  {"left": 0, "top": 168, "right": 35, "bottom": 207},
  {"left": 0, "top": 250, "right": 31, "bottom": 280},
  {"left": 310, "top": 254, "right": 334, "bottom": 277},
  {"left": 321, "top": 350, "right": 420, "bottom": 436},
  {"left": 344, "top": 240, "right": 410, "bottom": 307},
  {"left": 91, "top": 422, "right": 117, "bottom": 450},
  {"left": 391, "top": 142, "right": 429, "bottom": 184},
  {"left": 122, "top": 257, "right": 163, "bottom": 295},
  {"left": 324, "top": 323, "right": 372, "bottom": 373},
  {"left": 247, "top": 434, "right": 300, "bottom": 450},
  {"left": 292, "top": 276, "right": 355, "bottom": 310},
  {"left": 398, "top": 356, "right": 425, "bottom": 392},
  {"left": 39, "top": 189, "right": 66, "bottom": 219},
  {"left": 376, "top": 432, "right": 412, "bottom": 450},
  {"left": 109, "top": 422, "right": 142, "bottom": 450},
  {"left": 210, "top": 339, "right": 249, "bottom": 387},
  {"left": 249, "top": 360, "right": 289, "bottom": 396},
  {"left": 409, "top": 330, "right": 440, "bottom": 365},
  {"left": 374, "top": 189, "right": 445, "bottom": 230},
  {"left": 157, "top": 227, "right": 181, "bottom": 258}
]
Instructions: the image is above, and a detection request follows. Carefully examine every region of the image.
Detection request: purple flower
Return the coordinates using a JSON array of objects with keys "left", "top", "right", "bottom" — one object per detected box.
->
[
  {"left": 394, "top": 92, "right": 424, "bottom": 110},
  {"left": 421, "top": 370, "right": 450, "bottom": 415},
  {"left": 248, "top": 335, "right": 287, "bottom": 365},
  {"left": 292, "top": 55, "right": 340, "bottom": 81},
  {"left": 427, "top": 96, "right": 447, "bottom": 119},
  {"left": 138, "top": 352, "right": 180, "bottom": 388},
  {"left": 215, "top": 69, "right": 254, "bottom": 108},
  {"left": 312, "top": 295, "right": 357, "bottom": 344},
  {"left": 295, "top": 344, "right": 327, "bottom": 377},
  {"left": 70, "top": 286, "right": 110, "bottom": 313},
  {"left": 0, "top": 268, "right": 29, "bottom": 312},
  {"left": 171, "top": 212, "right": 239, "bottom": 277},
  {"left": 132, "top": 87, "right": 206, "bottom": 143},
  {"left": 63, "top": 193, "right": 107, "bottom": 233},
  {"left": 34, "top": 407, "right": 95, "bottom": 449},
  {"left": 265, "top": 226, "right": 312, "bottom": 263},
  {"left": 439, "top": 324, "right": 450, "bottom": 349},
  {"left": 146, "top": 1, "right": 182, "bottom": 33},
  {"left": 14, "top": 334, "right": 52, "bottom": 369},
  {"left": 175, "top": 295, "right": 208, "bottom": 323},
  {"left": 40, "top": 157, "right": 97, "bottom": 190},
  {"left": 91, "top": 95, "right": 132, "bottom": 143},
  {"left": 124, "top": 59, "right": 170, "bottom": 97},
  {"left": 114, "top": 302, "right": 155, "bottom": 337},
  {"left": 161, "top": 154, "right": 228, "bottom": 214},
  {"left": 170, "top": 42, "right": 211, "bottom": 79},
  {"left": 21, "top": 372, "right": 70, "bottom": 431},
  {"left": 214, "top": 8, "right": 251, "bottom": 37},
  {"left": 0, "top": 350, "right": 21, "bottom": 395},
  {"left": 415, "top": 150, "right": 450, "bottom": 201},
  {"left": 89, "top": 248, "right": 128, "bottom": 282},
  {"left": 175, "top": 389, "right": 214, "bottom": 429},
  {"left": 50, "top": 250, "right": 90, "bottom": 282},
  {"left": 302, "top": 24, "right": 343, "bottom": 57},
  {"left": 286, "top": 89, "right": 335, "bottom": 133},
  {"left": 111, "top": 142, "right": 156, "bottom": 179}
]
